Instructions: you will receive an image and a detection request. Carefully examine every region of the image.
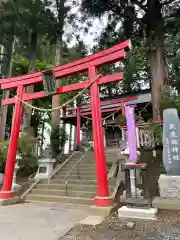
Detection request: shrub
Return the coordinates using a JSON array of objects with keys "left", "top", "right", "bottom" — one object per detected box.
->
[
  {"left": 17, "top": 153, "right": 38, "bottom": 177},
  {"left": 0, "top": 133, "right": 38, "bottom": 177},
  {"left": 0, "top": 141, "right": 9, "bottom": 171}
]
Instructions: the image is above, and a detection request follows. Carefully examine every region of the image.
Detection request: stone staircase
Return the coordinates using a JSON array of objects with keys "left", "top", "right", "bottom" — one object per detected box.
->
[{"left": 25, "top": 151, "right": 120, "bottom": 206}]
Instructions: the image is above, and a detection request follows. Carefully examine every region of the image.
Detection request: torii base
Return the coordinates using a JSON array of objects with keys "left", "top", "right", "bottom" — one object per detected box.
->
[
  {"left": 0, "top": 191, "right": 14, "bottom": 199},
  {"left": 94, "top": 196, "right": 113, "bottom": 207}
]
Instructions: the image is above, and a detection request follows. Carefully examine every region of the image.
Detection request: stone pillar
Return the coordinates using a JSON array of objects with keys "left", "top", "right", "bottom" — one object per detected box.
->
[
  {"left": 69, "top": 124, "right": 73, "bottom": 153},
  {"left": 153, "top": 109, "right": 180, "bottom": 210},
  {"left": 12, "top": 155, "right": 21, "bottom": 192},
  {"left": 64, "top": 123, "right": 70, "bottom": 154},
  {"left": 103, "top": 127, "right": 106, "bottom": 148},
  {"left": 136, "top": 127, "right": 140, "bottom": 148}
]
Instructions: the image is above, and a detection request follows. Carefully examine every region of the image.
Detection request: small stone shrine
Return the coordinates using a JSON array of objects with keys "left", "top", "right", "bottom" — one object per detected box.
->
[
  {"left": 34, "top": 146, "right": 56, "bottom": 180},
  {"left": 153, "top": 108, "right": 180, "bottom": 209}
]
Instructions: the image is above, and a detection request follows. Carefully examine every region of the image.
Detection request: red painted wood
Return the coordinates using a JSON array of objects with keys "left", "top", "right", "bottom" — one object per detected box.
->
[
  {"left": 89, "top": 66, "right": 109, "bottom": 201},
  {"left": 54, "top": 50, "right": 126, "bottom": 79},
  {"left": 0, "top": 40, "right": 131, "bottom": 202},
  {"left": 0, "top": 39, "right": 131, "bottom": 85},
  {"left": 80, "top": 107, "right": 121, "bottom": 115},
  {"left": 79, "top": 96, "right": 137, "bottom": 110},
  {"left": 2, "top": 97, "right": 16, "bottom": 105},
  {"left": 54, "top": 40, "right": 131, "bottom": 73},
  {"left": 98, "top": 72, "right": 123, "bottom": 85},
  {"left": 1, "top": 71, "right": 123, "bottom": 91},
  {"left": 0, "top": 72, "right": 41, "bottom": 85},
  {"left": 2, "top": 73, "right": 125, "bottom": 104},
  {"left": 1, "top": 49, "right": 126, "bottom": 89},
  {"left": 0, "top": 86, "right": 24, "bottom": 198}
]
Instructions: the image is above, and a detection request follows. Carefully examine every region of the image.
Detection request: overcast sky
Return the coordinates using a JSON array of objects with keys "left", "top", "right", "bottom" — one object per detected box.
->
[{"left": 62, "top": 0, "right": 108, "bottom": 50}]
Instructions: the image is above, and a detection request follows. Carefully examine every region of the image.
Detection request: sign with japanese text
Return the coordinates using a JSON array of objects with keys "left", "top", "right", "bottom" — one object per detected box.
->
[{"left": 163, "top": 109, "right": 180, "bottom": 175}]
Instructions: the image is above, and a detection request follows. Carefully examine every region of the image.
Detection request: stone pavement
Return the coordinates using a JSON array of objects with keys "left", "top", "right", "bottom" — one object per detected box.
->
[{"left": 0, "top": 203, "right": 89, "bottom": 240}]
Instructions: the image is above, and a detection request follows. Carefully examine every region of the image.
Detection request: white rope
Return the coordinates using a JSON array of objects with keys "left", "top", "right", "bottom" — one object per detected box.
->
[
  {"left": 82, "top": 106, "right": 122, "bottom": 123},
  {"left": 15, "top": 74, "right": 102, "bottom": 113}
]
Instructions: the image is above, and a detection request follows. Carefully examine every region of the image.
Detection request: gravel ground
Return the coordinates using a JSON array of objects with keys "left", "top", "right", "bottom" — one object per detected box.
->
[{"left": 59, "top": 210, "right": 180, "bottom": 240}]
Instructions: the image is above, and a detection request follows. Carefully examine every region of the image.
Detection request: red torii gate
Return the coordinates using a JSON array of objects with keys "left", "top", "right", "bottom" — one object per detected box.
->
[
  {"left": 62, "top": 96, "right": 138, "bottom": 148},
  {"left": 0, "top": 40, "right": 131, "bottom": 207}
]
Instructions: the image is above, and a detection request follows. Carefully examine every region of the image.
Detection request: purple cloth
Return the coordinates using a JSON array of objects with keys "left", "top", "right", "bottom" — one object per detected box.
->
[{"left": 125, "top": 105, "right": 137, "bottom": 162}]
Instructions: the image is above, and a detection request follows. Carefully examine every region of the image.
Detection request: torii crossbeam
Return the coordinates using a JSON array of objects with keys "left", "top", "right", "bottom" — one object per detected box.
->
[{"left": 0, "top": 40, "right": 131, "bottom": 207}]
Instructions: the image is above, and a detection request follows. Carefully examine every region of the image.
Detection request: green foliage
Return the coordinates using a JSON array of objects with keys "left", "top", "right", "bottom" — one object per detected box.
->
[
  {"left": 17, "top": 133, "right": 38, "bottom": 177},
  {"left": 115, "top": 113, "right": 144, "bottom": 126},
  {"left": 146, "top": 86, "right": 180, "bottom": 145},
  {"left": 0, "top": 141, "right": 9, "bottom": 170},
  {"left": 147, "top": 121, "right": 163, "bottom": 145},
  {"left": 18, "top": 133, "right": 37, "bottom": 155},
  {"left": 0, "top": 133, "right": 38, "bottom": 177},
  {"left": 12, "top": 54, "right": 54, "bottom": 76},
  {"left": 50, "top": 125, "right": 68, "bottom": 158},
  {"left": 159, "top": 86, "right": 180, "bottom": 111},
  {"left": 115, "top": 115, "right": 126, "bottom": 125},
  {"left": 17, "top": 153, "right": 38, "bottom": 178}
]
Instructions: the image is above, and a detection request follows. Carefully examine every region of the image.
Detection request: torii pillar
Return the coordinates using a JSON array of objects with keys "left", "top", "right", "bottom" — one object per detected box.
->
[{"left": 89, "top": 66, "right": 113, "bottom": 207}]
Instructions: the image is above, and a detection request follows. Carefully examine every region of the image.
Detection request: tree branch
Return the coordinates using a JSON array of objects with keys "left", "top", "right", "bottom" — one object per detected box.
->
[
  {"left": 164, "top": 8, "right": 180, "bottom": 22},
  {"left": 131, "top": 0, "right": 147, "bottom": 12},
  {"left": 162, "top": 0, "right": 176, "bottom": 6}
]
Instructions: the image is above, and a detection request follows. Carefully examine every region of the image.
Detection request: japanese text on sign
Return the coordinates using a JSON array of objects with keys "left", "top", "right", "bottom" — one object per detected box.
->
[{"left": 169, "top": 123, "right": 180, "bottom": 161}]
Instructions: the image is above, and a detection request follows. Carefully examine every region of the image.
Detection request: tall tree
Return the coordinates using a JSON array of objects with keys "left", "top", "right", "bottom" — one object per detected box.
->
[
  {"left": 50, "top": 0, "right": 82, "bottom": 127},
  {"left": 51, "top": 0, "right": 66, "bottom": 127},
  {"left": 81, "top": 0, "right": 180, "bottom": 120},
  {"left": 19, "top": 0, "right": 56, "bottom": 135},
  {"left": 0, "top": 0, "right": 20, "bottom": 140}
]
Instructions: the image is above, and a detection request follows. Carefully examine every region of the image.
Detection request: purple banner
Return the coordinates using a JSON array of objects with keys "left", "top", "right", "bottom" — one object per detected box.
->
[{"left": 125, "top": 105, "right": 137, "bottom": 162}]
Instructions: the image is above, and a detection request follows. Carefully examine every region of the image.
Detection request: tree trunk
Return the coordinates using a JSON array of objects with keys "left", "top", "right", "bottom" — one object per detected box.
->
[
  {"left": 52, "top": 0, "right": 65, "bottom": 127},
  {"left": 0, "top": 35, "right": 15, "bottom": 141},
  {"left": 52, "top": 33, "right": 63, "bottom": 126},
  {"left": 22, "top": 31, "right": 37, "bottom": 135},
  {"left": 147, "top": 0, "right": 169, "bottom": 121}
]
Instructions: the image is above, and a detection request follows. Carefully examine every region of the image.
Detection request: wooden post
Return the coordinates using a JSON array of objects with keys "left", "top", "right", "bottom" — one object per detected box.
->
[
  {"left": 0, "top": 86, "right": 24, "bottom": 198},
  {"left": 89, "top": 66, "right": 112, "bottom": 207}
]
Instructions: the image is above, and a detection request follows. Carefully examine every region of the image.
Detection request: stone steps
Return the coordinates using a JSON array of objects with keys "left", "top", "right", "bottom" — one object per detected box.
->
[
  {"left": 26, "top": 194, "right": 94, "bottom": 206},
  {"left": 35, "top": 183, "right": 98, "bottom": 191},
  {"left": 53, "top": 174, "right": 96, "bottom": 180},
  {"left": 25, "top": 150, "right": 119, "bottom": 206},
  {"left": 57, "top": 166, "right": 96, "bottom": 172},
  {"left": 31, "top": 189, "right": 97, "bottom": 198}
]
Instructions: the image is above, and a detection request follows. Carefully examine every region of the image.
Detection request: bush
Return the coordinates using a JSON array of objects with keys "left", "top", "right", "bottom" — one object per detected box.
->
[
  {"left": 17, "top": 153, "right": 38, "bottom": 177},
  {"left": 18, "top": 133, "right": 38, "bottom": 177},
  {"left": 0, "top": 141, "right": 9, "bottom": 171},
  {"left": 0, "top": 133, "right": 38, "bottom": 177}
]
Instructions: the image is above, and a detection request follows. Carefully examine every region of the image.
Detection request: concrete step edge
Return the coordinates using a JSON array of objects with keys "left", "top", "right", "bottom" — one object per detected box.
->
[
  {"left": 37, "top": 182, "right": 115, "bottom": 187},
  {"left": 25, "top": 200, "right": 93, "bottom": 208},
  {"left": 49, "top": 179, "right": 97, "bottom": 183},
  {"left": 32, "top": 189, "right": 96, "bottom": 194},
  {"left": 27, "top": 194, "right": 93, "bottom": 201}
]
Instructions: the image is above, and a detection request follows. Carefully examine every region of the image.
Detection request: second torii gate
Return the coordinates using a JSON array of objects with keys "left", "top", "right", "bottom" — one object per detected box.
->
[{"left": 0, "top": 40, "right": 131, "bottom": 207}]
